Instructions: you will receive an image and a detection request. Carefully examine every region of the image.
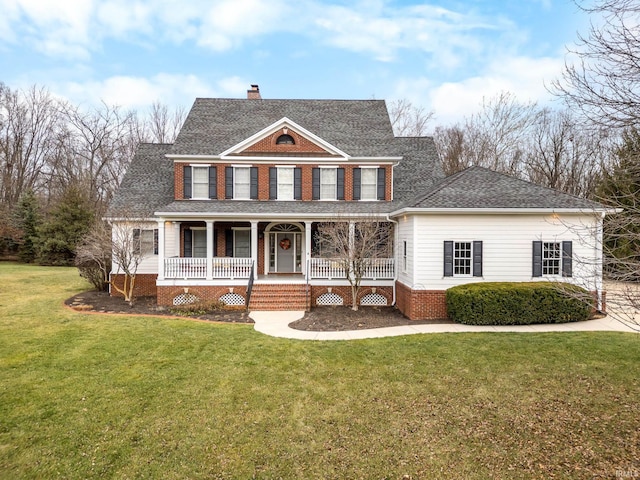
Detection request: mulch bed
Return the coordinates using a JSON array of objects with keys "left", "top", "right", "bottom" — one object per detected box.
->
[{"left": 65, "top": 290, "right": 453, "bottom": 331}]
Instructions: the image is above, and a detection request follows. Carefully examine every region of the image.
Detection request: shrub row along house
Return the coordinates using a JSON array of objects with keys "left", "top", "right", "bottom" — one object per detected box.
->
[{"left": 106, "top": 85, "right": 609, "bottom": 320}]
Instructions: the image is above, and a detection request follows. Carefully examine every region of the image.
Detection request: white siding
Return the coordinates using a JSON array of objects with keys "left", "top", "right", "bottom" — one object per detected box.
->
[
  {"left": 405, "top": 213, "right": 602, "bottom": 292},
  {"left": 396, "top": 215, "right": 415, "bottom": 286},
  {"left": 111, "top": 221, "right": 159, "bottom": 275}
]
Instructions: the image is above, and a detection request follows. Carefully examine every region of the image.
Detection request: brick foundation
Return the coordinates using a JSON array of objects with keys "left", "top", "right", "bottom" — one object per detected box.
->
[
  {"left": 395, "top": 282, "right": 448, "bottom": 320},
  {"left": 110, "top": 274, "right": 157, "bottom": 298},
  {"left": 310, "top": 285, "right": 393, "bottom": 308},
  {"left": 157, "top": 285, "right": 248, "bottom": 308}
]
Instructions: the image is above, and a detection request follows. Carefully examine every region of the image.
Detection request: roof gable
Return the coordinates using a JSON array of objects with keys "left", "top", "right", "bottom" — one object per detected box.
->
[
  {"left": 220, "top": 117, "right": 348, "bottom": 158},
  {"left": 170, "top": 98, "right": 397, "bottom": 157}
]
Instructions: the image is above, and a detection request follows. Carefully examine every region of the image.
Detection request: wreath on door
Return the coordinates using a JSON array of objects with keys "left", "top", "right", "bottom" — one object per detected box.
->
[{"left": 279, "top": 238, "right": 291, "bottom": 250}]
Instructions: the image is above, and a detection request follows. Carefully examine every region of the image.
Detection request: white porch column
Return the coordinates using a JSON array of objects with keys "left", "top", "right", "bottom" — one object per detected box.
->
[
  {"left": 206, "top": 220, "right": 214, "bottom": 280},
  {"left": 251, "top": 221, "right": 259, "bottom": 280},
  {"left": 157, "top": 219, "right": 165, "bottom": 281},
  {"left": 305, "top": 221, "right": 312, "bottom": 276},
  {"left": 173, "top": 222, "right": 181, "bottom": 257}
]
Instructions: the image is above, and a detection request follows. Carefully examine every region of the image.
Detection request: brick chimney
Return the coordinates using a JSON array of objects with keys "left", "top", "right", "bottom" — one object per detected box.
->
[{"left": 247, "top": 84, "right": 261, "bottom": 100}]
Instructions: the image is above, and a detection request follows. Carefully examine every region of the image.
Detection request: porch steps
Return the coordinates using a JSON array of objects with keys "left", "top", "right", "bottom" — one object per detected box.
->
[{"left": 248, "top": 283, "right": 310, "bottom": 311}]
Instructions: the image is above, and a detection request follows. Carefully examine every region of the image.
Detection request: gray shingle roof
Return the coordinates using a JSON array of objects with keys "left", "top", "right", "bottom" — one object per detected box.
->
[
  {"left": 171, "top": 98, "right": 397, "bottom": 157},
  {"left": 106, "top": 143, "right": 174, "bottom": 218},
  {"left": 406, "top": 166, "right": 603, "bottom": 210}
]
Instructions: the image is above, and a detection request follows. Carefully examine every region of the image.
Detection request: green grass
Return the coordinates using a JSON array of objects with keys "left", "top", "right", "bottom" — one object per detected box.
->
[{"left": 0, "top": 262, "right": 638, "bottom": 479}]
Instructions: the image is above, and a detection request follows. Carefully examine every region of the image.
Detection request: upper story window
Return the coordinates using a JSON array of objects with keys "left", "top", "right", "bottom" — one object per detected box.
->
[
  {"left": 183, "top": 165, "right": 216, "bottom": 199},
  {"left": 312, "top": 167, "right": 344, "bottom": 200},
  {"left": 225, "top": 166, "right": 258, "bottom": 200},
  {"left": 353, "top": 167, "right": 386, "bottom": 200},
  {"left": 276, "top": 134, "right": 295, "bottom": 145},
  {"left": 270, "top": 167, "right": 302, "bottom": 200}
]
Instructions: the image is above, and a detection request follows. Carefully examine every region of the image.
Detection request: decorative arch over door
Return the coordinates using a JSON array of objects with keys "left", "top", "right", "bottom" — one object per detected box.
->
[{"left": 265, "top": 223, "right": 304, "bottom": 274}]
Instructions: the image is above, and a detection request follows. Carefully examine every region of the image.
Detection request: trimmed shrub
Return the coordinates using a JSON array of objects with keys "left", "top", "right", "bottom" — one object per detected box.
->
[
  {"left": 446, "top": 282, "right": 594, "bottom": 326},
  {"left": 169, "top": 299, "right": 227, "bottom": 316}
]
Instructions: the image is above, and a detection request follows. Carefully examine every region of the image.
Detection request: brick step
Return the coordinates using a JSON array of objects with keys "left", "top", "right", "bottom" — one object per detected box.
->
[{"left": 249, "top": 284, "right": 309, "bottom": 310}]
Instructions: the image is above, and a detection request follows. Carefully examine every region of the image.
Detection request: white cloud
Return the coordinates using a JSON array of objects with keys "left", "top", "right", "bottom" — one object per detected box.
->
[
  {"left": 58, "top": 73, "right": 216, "bottom": 110},
  {"left": 425, "top": 57, "right": 563, "bottom": 125}
]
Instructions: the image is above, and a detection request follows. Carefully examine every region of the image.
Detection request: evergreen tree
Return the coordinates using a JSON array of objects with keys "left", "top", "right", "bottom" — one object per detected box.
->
[
  {"left": 36, "top": 185, "right": 94, "bottom": 266},
  {"left": 597, "top": 128, "right": 640, "bottom": 279},
  {"left": 14, "top": 190, "right": 41, "bottom": 263}
]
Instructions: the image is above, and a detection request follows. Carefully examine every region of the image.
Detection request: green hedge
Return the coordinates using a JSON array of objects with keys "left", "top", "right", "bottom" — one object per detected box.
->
[{"left": 446, "top": 282, "right": 594, "bottom": 326}]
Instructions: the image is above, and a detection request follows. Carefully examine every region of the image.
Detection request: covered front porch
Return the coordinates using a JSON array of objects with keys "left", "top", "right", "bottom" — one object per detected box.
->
[{"left": 155, "top": 218, "right": 396, "bottom": 283}]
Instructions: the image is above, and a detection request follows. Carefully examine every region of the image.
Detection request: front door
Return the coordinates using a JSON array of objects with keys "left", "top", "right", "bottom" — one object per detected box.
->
[
  {"left": 276, "top": 232, "right": 295, "bottom": 272},
  {"left": 268, "top": 225, "right": 303, "bottom": 274}
]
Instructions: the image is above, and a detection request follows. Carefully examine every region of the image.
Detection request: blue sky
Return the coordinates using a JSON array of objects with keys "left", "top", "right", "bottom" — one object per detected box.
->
[{"left": 0, "top": 0, "right": 590, "bottom": 125}]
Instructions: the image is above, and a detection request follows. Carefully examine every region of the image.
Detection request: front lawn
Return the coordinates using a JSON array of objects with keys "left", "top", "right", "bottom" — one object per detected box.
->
[{"left": 0, "top": 263, "right": 638, "bottom": 479}]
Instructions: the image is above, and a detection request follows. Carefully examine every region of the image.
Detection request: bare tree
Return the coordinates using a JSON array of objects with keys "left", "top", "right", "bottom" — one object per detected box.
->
[
  {"left": 433, "top": 92, "right": 538, "bottom": 177},
  {"left": 146, "top": 101, "right": 186, "bottom": 144},
  {"left": 552, "top": 0, "right": 640, "bottom": 130},
  {"left": 0, "top": 84, "right": 61, "bottom": 208},
  {"left": 388, "top": 99, "right": 434, "bottom": 136},
  {"left": 314, "top": 217, "right": 393, "bottom": 311},
  {"left": 75, "top": 219, "right": 112, "bottom": 291},
  {"left": 109, "top": 216, "right": 155, "bottom": 304}
]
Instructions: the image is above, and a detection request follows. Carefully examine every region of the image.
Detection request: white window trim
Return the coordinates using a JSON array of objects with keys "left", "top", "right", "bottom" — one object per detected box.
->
[
  {"left": 542, "top": 241, "right": 561, "bottom": 276},
  {"left": 453, "top": 241, "right": 473, "bottom": 277},
  {"left": 319, "top": 166, "right": 337, "bottom": 201},
  {"left": 233, "top": 166, "right": 251, "bottom": 200},
  {"left": 191, "top": 165, "right": 210, "bottom": 200},
  {"left": 276, "top": 166, "right": 295, "bottom": 201},
  {"left": 359, "top": 166, "right": 378, "bottom": 201}
]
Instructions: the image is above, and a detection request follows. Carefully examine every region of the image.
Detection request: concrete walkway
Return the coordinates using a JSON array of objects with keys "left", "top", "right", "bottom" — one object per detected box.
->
[{"left": 249, "top": 311, "right": 639, "bottom": 340}]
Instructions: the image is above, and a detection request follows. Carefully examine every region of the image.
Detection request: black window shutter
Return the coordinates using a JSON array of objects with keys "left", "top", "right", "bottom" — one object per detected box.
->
[
  {"left": 209, "top": 166, "right": 217, "bottom": 199},
  {"left": 225, "top": 167, "right": 233, "bottom": 199},
  {"left": 213, "top": 228, "right": 217, "bottom": 257},
  {"left": 294, "top": 167, "right": 302, "bottom": 200},
  {"left": 353, "top": 168, "right": 361, "bottom": 200},
  {"left": 184, "top": 229, "right": 193, "bottom": 258},
  {"left": 133, "top": 228, "right": 141, "bottom": 255},
  {"left": 532, "top": 241, "right": 542, "bottom": 277},
  {"left": 377, "top": 167, "right": 386, "bottom": 200},
  {"left": 153, "top": 229, "right": 159, "bottom": 255},
  {"left": 312, "top": 168, "right": 320, "bottom": 200},
  {"left": 250, "top": 167, "right": 258, "bottom": 199},
  {"left": 444, "top": 241, "right": 454, "bottom": 277},
  {"left": 473, "top": 240, "right": 483, "bottom": 277},
  {"left": 225, "top": 229, "right": 233, "bottom": 257},
  {"left": 337, "top": 168, "right": 345, "bottom": 200},
  {"left": 562, "top": 241, "right": 573, "bottom": 277},
  {"left": 183, "top": 166, "right": 192, "bottom": 199},
  {"left": 269, "top": 167, "right": 277, "bottom": 200}
]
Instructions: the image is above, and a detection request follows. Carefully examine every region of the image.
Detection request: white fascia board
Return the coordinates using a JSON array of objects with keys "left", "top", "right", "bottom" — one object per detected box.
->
[
  {"left": 389, "top": 207, "right": 615, "bottom": 217},
  {"left": 154, "top": 211, "right": 389, "bottom": 220},
  {"left": 103, "top": 216, "right": 157, "bottom": 222},
  {"left": 219, "top": 117, "right": 351, "bottom": 159}
]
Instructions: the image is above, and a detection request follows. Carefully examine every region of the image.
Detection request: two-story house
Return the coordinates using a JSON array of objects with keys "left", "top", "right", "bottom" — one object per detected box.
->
[{"left": 106, "top": 85, "right": 608, "bottom": 320}]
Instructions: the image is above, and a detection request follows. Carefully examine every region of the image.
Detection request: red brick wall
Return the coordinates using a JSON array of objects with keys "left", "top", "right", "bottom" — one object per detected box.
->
[
  {"left": 173, "top": 162, "right": 392, "bottom": 202},
  {"left": 157, "top": 285, "right": 248, "bottom": 307},
  {"left": 310, "top": 285, "right": 393, "bottom": 308},
  {"left": 243, "top": 130, "right": 331, "bottom": 155},
  {"left": 395, "top": 282, "right": 448, "bottom": 320},
  {"left": 110, "top": 274, "right": 158, "bottom": 298}
]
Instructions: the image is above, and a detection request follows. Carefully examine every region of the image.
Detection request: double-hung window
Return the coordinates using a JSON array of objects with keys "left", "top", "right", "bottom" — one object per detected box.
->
[
  {"left": 269, "top": 167, "right": 302, "bottom": 200},
  {"left": 133, "top": 228, "right": 158, "bottom": 256},
  {"left": 444, "top": 240, "right": 483, "bottom": 277},
  {"left": 320, "top": 168, "right": 337, "bottom": 200},
  {"left": 225, "top": 166, "right": 258, "bottom": 200},
  {"left": 533, "top": 240, "right": 572, "bottom": 277},
  {"left": 183, "top": 165, "right": 216, "bottom": 199},
  {"left": 361, "top": 168, "right": 377, "bottom": 200},
  {"left": 234, "top": 167, "right": 251, "bottom": 200}
]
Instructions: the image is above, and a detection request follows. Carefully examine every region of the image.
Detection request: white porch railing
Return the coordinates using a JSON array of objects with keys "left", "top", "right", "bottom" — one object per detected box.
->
[
  {"left": 164, "top": 257, "right": 253, "bottom": 279},
  {"left": 309, "top": 258, "right": 395, "bottom": 280}
]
